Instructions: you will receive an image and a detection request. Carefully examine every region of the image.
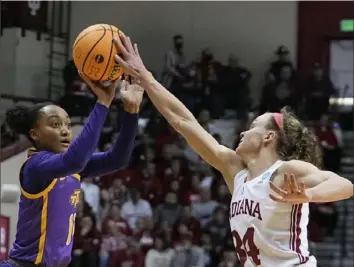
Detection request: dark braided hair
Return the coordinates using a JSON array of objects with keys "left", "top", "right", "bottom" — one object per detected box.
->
[
  {"left": 267, "top": 107, "right": 322, "bottom": 168},
  {"left": 6, "top": 103, "right": 51, "bottom": 142}
]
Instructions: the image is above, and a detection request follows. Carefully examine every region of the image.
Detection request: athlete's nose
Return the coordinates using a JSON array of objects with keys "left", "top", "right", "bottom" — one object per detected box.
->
[{"left": 240, "top": 132, "right": 245, "bottom": 138}]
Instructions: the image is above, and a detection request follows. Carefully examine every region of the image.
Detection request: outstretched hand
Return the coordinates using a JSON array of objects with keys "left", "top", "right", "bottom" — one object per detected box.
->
[
  {"left": 113, "top": 32, "right": 151, "bottom": 80},
  {"left": 119, "top": 76, "right": 144, "bottom": 114},
  {"left": 79, "top": 72, "right": 119, "bottom": 108},
  {"left": 269, "top": 173, "right": 312, "bottom": 204}
]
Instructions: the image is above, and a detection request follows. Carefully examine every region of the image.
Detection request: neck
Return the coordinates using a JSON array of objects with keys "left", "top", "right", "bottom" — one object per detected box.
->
[{"left": 243, "top": 148, "right": 280, "bottom": 179}]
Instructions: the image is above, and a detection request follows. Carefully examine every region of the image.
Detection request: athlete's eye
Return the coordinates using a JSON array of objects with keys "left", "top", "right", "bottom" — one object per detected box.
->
[{"left": 52, "top": 121, "right": 60, "bottom": 128}]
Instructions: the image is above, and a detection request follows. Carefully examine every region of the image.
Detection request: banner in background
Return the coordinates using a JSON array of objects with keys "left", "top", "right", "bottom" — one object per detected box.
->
[
  {"left": 1, "top": 1, "right": 48, "bottom": 33},
  {"left": 0, "top": 215, "right": 10, "bottom": 261}
]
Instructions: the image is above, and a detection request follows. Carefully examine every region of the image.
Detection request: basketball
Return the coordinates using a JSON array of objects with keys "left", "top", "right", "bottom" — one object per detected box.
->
[{"left": 72, "top": 24, "right": 124, "bottom": 82}]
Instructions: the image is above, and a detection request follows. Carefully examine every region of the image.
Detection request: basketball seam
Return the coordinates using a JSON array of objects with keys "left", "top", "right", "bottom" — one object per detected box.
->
[
  {"left": 98, "top": 25, "right": 115, "bottom": 81},
  {"left": 81, "top": 26, "right": 107, "bottom": 75},
  {"left": 73, "top": 29, "right": 118, "bottom": 49}
]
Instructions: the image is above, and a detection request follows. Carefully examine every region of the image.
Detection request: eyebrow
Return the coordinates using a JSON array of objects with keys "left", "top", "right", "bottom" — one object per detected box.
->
[{"left": 47, "top": 115, "right": 70, "bottom": 120}]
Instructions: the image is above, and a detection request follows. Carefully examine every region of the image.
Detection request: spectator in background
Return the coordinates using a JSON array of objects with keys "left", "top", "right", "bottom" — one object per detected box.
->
[
  {"left": 170, "top": 232, "right": 204, "bottom": 267},
  {"left": 192, "top": 188, "right": 218, "bottom": 227},
  {"left": 145, "top": 235, "right": 174, "bottom": 267},
  {"left": 260, "top": 65, "right": 299, "bottom": 114},
  {"left": 198, "top": 49, "right": 224, "bottom": 118},
  {"left": 81, "top": 177, "right": 100, "bottom": 215},
  {"left": 309, "top": 201, "right": 338, "bottom": 240},
  {"left": 175, "top": 205, "right": 201, "bottom": 244},
  {"left": 154, "top": 191, "right": 182, "bottom": 227},
  {"left": 121, "top": 188, "right": 153, "bottom": 230},
  {"left": 197, "top": 109, "right": 216, "bottom": 134},
  {"left": 110, "top": 237, "right": 145, "bottom": 267},
  {"left": 100, "top": 220, "right": 129, "bottom": 267},
  {"left": 315, "top": 114, "right": 341, "bottom": 172},
  {"left": 71, "top": 215, "right": 101, "bottom": 267},
  {"left": 60, "top": 65, "right": 95, "bottom": 117},
  {"left": 178, "top": 62, "right": 203, "bottom": 113},
  {"left": 204, "top": 207, "right": 229, "bottom": 247},
  {"left": 139, "top": 162, "right": 163, "bottom": 207},
  {"left": 305, "top": 63, "right": 336, "bottom": 121},
  {"left": 218, "top": 250, "right": 240, "bottom": 267},
  {"left": 1, "top": 121, "right": 19, "bottom": 148},
  {"left": 221, "top": 54, "right": 252, "bottom": 119},
  {"left": 267, "top": 45, "right": 295, "bottom": 82},
  {"left": 161, "top": 34, "right": 188, "bottom": 92}
]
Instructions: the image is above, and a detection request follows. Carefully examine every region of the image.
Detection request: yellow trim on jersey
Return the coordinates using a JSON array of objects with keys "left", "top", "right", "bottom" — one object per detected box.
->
[
  {"left": 21, "top": 179, "right": 58, "bottom": 199},
  {"left": 73, "top": 173, "right": 81, "bottom": 181},
  {"left": 34, "top": 192, "right": 49, "bottom": 264}
]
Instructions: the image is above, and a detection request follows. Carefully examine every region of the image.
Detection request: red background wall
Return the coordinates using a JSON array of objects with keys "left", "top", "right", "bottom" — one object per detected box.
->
[{"left": 297, "top": 1, "right": 353, "bottom": 71}]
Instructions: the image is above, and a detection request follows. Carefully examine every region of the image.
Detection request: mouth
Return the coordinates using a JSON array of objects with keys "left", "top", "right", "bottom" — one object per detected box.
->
[{"left": 60, "top": 140, "right": 71, "bottom": 147}]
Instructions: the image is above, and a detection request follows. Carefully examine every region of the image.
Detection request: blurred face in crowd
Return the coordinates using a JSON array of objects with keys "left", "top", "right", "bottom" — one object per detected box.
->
[
  {"left": 110, "top": 204, "right": 120, "bottom": 220},
  {"left": 200, "top": 188, "right": 212, "bottom": 202},
  {"left": 145, "top": 147, "right": 156, "bottom": 163},
  {"left": 178, "top": 223, "right": 189, "bottom": 235},
  {"left": 130, "top": 189, "right": 140, "bottom": 203},
  {"left": 201, "top": 232, "right": 212, "bottom": 245},
  {"left": 214, "top": 208, "right": 225, "bottom": 223},
  {"left": 198, "top": 109, "right": 211, "bottom": 124},
  {"left": 202, "top": 48, "right": 213, "bottom": 62},
  {"left": 165, "top": 192, "right": 177, "bottom": 205},
  {"left": 154, "top": 237, "right": 164, "bottom": 251},
  {"left": 278, "top": 53, "right": 290, "bottom": 62},
  {"left": 320, "top": 114, "right": 330, "bottom": 127},
  {"left": 169, "top": 180, "right": 180, "bottom": 192},
  {"left": 174, "top": 35, "right": 184, "bottom": 52},
  {"left": 112, "top": 178, "right": 122, "bottom": 189},
  {"left": 279, "top": 66, "right": 292, "bottom": 81},
  {"left": 217, "top": 184, "right": 228, "bottom": 198},
  {"left": 313, "top": 67, "right": 324, "bottom": 80},
  {"left": 81, "top": 216, "right": 93, "bottom": 229},
  {"left": 182, "top": 206, "right": 192, "bottom": 218},
  {"left": 191, "top": 174, "right": 200, "bottom": 190},
  {"left": 171, "top": 158, "right": 181, "bottom": 175}
]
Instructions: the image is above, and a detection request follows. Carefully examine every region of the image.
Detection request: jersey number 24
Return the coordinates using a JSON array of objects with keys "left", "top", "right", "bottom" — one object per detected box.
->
[{"left": 232, "top": 227, "right": 261, "bottom": 265}]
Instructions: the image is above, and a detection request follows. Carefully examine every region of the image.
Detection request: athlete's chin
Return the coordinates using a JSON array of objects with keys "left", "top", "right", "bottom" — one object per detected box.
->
[{"left": 58, "top": 146, "right": 69, "bottom": 153}]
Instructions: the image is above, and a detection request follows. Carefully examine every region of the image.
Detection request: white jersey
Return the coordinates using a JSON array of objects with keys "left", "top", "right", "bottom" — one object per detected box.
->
[{"left": 229, "top": 160, "right": 317, "bottom": 267}]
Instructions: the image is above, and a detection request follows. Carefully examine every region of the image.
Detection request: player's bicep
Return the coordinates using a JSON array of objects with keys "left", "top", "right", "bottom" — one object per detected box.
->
[
  {"left": 26, "top": 152, "right": 72, "bottom": 180},
  {"left": 284, "top": 160, "right": 329, "bottom": 188}
]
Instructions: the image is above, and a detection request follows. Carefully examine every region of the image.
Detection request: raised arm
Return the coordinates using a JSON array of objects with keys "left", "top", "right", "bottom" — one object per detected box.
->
[
  {"left": 23, "top": 77, "right": 119, "bottom": 193},
  {"left": 271, "top": 160, "right": 353, "bottom": 203},
  {"left": 25, "top": 103, "right": 109, "bottom": 181},
  {"left": 113, "top": 35, "right": 243, "bottom": 191},
  {"left": 80, "top": 111, "right": 138, "bottom": 178}
]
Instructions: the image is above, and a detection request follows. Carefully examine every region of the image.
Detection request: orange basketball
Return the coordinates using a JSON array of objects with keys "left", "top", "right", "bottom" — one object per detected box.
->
[{"left": 72, "top": 24, "right": 124, "bottom": 82}]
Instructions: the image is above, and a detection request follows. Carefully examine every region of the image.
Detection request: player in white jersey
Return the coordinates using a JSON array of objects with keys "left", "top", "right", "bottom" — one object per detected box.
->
[{"left": 113, "top": 33, "right": 354, "bottom": 267}]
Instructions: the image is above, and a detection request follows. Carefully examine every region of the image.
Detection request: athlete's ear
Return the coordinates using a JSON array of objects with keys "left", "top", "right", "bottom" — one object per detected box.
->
[
  {"left": 29, "top": 128, "right": 40, "bottom": 142},
  {"left": 263, "top": 131, "right": 276, "bottom": 145}
]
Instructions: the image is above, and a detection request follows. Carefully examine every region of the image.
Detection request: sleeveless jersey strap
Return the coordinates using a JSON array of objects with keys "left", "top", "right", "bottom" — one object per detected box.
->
[{"left": 267, "top": 160, "right": 284, "bottom": 177}]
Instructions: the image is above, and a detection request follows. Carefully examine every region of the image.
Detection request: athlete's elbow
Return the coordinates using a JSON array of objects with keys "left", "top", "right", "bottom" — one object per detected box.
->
[{"left": 342, "top": 178, "right": 354, "bottom": 199}]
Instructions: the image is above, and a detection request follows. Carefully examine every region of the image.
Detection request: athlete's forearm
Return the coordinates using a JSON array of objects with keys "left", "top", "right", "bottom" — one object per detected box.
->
[
  {"left": 80, "top": 111, "right": 138, "bottom": 177},
  {"left": 140, "top": 72, "right": 196, "bottom": 128},
  {"left": 306, "top": 171, "right": 353, "bottom": 202}
]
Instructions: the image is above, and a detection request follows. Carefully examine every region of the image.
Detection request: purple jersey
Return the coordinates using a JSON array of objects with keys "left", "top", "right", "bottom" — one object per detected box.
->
[
  {"left": 4, "top": 105, "right": 138, "bottom": 267},
  {"left": 9, "top": 152, "right": 81, "bottom": 266}
]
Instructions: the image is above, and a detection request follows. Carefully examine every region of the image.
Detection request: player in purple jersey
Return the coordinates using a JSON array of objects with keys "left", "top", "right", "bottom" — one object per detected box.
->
[{"left": 1, "top": 76, "right": 143, "bottom": 267}]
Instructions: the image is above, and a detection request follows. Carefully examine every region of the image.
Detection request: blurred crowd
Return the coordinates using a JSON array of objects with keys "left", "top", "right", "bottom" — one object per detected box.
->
[{"left": 1, "top": 35, "right": 345, "bottom": 267}]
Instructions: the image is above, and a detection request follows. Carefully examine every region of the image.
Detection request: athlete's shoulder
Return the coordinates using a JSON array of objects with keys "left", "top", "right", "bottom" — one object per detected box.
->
[
  {"left": 25, "top": 150, "right": 56, "bottom": 169},
  {"left": 278, "top": 160, "right": 318, "bottom": 176}
]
